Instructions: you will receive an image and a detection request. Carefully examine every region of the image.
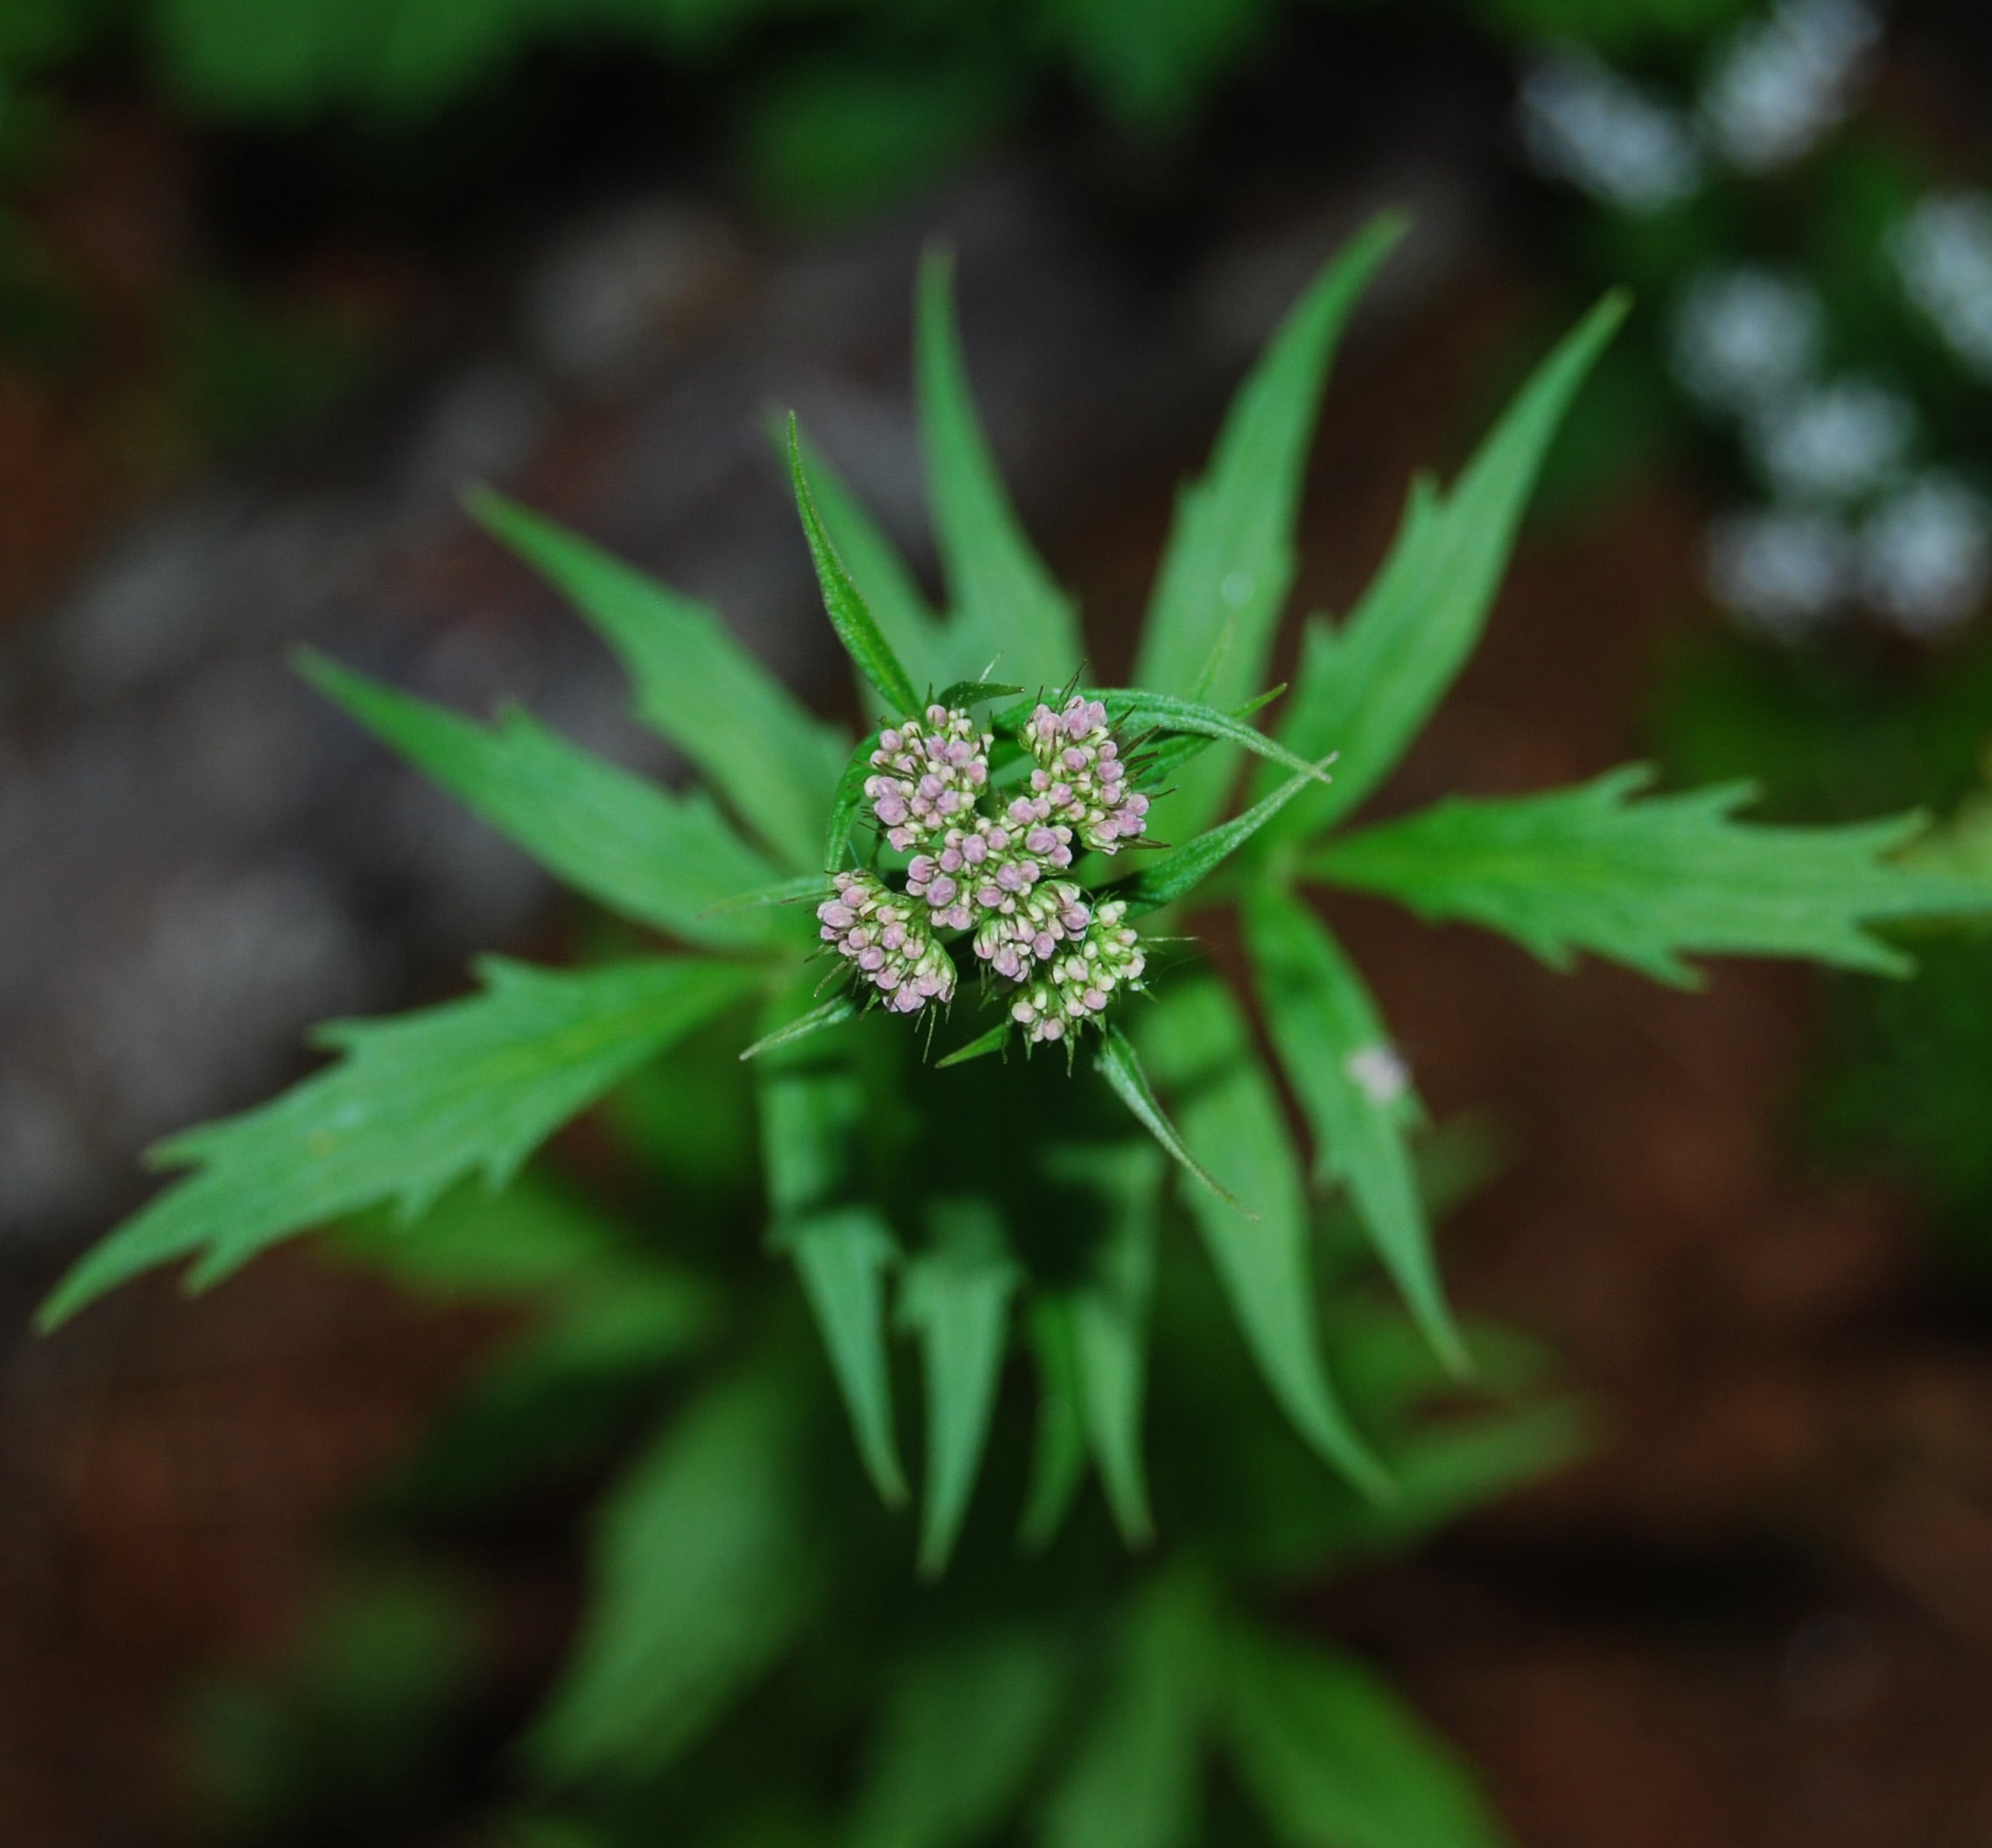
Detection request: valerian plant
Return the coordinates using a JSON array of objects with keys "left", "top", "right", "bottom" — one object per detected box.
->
[{"left": 43, "top": 217, "right": 1992, "bottom": 1586}]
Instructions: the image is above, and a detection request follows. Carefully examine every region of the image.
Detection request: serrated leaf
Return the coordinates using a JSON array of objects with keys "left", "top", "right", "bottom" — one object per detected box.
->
[
  {"left": 850, "top": 1629, "right": 1068, "bottom": 1848},
  {"left": 528, "top": 1362, "right": 821, "bottom": 1782},
  {"left": 903, "top": 1198, "right": 1017, "bottom": 1577},
  {"left": 825, "top": 728, "right": 884, "bottom": 870},
  {"left": 1115, "top": 766, "right": 1323, "bottom": 916},
  {"left": 1039, "top": 1574, "right": 1211, "bottom": 1848},
  {"left": 739, "top": 997, "right": 858, "bottom": 1062},
  {"left": 1304, "top": 766, "right": 1992, "bottom": 985},
  {"left": 40, "top": 959, "right": 759, "bottom": 1327},
  {"left": 1267, "top": 294, "right": 1627, "bottom": 844},
  {"left": 1135, "top": 214, "right": 1406, "bottom": 833},
  {"left": 1017, "top": 1296, "right": 1088, "bottom": 1551},
  {"left": 1094, "top": 1026, "right": 1253, "bottom": 1218},
  {"left": 469, "top": 488, "right": 845, "bottom": 870},
  {"left": 1220, "top": 1627, "right": 1510, "bottom": 1848},
  {"left": 1068, "top": 1143, "right": 1164, "bottom": 1547},
  {"left": 917, "top": 248, "right": 1082, "bottom": 682},
  {"left": 1137, "top": 980, "right": 1388, "bottom": 1496},
  {"left": 786, "top": 1205, "right": 908, "bottom": 1507},
  {"left": 1243, "top": 889, "right": 1464, "bottom": 1375},
  {"left": 787, "top": 423, "right": 954, "bottom": 699},
  {"left": 302, "top": 653, "right": 782, "bottom": 951},
  {"left": 789, "top": 415, "right": 924, "bottom": 718}
]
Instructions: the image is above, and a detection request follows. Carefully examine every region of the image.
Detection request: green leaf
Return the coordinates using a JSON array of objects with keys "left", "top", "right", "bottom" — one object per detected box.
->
[
  {"left": 917, "top": 248, "right": 1082, "bottom": 682},
  {"left": 1094, "top": 1026, "right": 1253, "bottom": 1218},
  {"left": 825, "top": 728, "right": 884, "bottom": 870},
  {"left": 1304, "top": 766, "right": 1992, "bottom": 985},
  {"left": 701, "top": 873, "right": 835, "bottom": 919},
  {"left": 936, "top": 678, "right": 1025, "bottom": 708},
  {"left": 986, "top": 687, "right": 1326, "bottom": 792},
  {"left": 1017, "top": 1296, "right": 1088, "bottom": 1551},
  {"left": 1040, "top": 1574, "right": 1211, "bottom": 1848},
  {"left": 1124, "top": 687, "right": 1284, "bottom": 787},
  {"left": 469, "top": 488, "right": 845, "bottom": 870},
  {"left": 528, "top": 1362, "right": 821, "bottom": 1782},
  {"left": 786, "top": 1205, "right": 908, "bottom": 1508},
  {"left": 850, "top": 1629, "right": 1068, "bottom": 1848},
  {"left": 754, "top": 990, "right": 907, "bottom": 1504},
  {"left": 1220, "top": 1627, "right": 1509, "bottom": 1848},
  {"left": 1267, "top": 294, "right": 1628, "bottom": 843},
  {"left": 1115, "top": 766, "right": 1323, "bottom": 916},
  {"left": 788, "top": 415, "right": 925, "bottom": 718},
  {"left": 40, "top": 958, "right": 759, "bottom": 1327},
  {"left": 1138, "top": 980, "right": 1388, "bottom": 1496},
  {"left": 1243, "top": 890, "right": 1465, "bottom": 1374},
  {"left": 935, "top": 1018, "right": 1012, "bottom": 1068},
  {"left": 301, "top": 653, "right": 783, "bottom": 950},
  {"left": 1067, "top": 1144, "right": 1164, "bottom": 1547},
  {"left": 786, "top": 422, "right": 954, "bottom": 699},
  {"left": 1135, "top": 215, "right": 1406, "bottom": 833},
  {"left": 739, "top": 997, "right": 858, "bottom": 1062},
  {"left": 902, "top": 1198, "right": 1017, "bottom": 1577}
]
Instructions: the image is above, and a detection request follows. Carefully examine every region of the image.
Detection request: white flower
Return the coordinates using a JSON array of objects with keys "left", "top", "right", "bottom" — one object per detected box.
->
[
  {"left": 1345, "top": 1043, "right": 1409, "bottom": 1108},
  {"left": 1891, "top": 193, "right": 1992, "bottom": 382},
  {"left": 1746, "top": 378, "right": 1915, "bottom": 504},
  {"left": 1671, "top": 268, "right": 1822, "bottom": 414},
  {"left": 1701, "top": 0, "right": 1879, "bottom": 174},
  {"left": 1708, "top": 507, "right": 1852, "bottom": 637},
  {"left": 1519, "top": 53, "right": 1702, "bottom": 214},
  {"left": 1860, "top": 474, "right": 1992, "bottom": 637}
]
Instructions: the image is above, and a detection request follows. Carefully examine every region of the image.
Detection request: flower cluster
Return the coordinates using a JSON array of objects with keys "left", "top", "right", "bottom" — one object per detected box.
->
[
  {"left": 817, "top": 695, "right": 1152, "bottom": 1036},
  {"left": 1021, "top": 696, "right": 1150, "bottom": 851}
]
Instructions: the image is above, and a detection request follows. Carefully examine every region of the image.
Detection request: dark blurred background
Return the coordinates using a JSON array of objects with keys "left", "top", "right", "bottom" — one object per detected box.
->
[{"left": 4, "top": 2, "right": 1992, "bottom": 1842}]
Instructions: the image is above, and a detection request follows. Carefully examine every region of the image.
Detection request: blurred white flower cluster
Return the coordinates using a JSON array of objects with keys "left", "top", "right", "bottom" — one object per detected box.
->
[{"left": 1520, "top": 0, "right": 1992, "bottom": 643}]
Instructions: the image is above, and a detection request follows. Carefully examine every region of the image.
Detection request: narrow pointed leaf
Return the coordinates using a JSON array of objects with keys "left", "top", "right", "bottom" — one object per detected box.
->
[
  {"left": 1304, "top": 766, "right": 1992, "bottom": 984},
  {"left": 41, "top": 959, "right": 758, "bottom": 1327},
  {"left": 789, "top": 416, "right": 924, "bottom": 718},
  {"left": 528, "top": 1363, "right": 821, "bottom": 1781},
  {"left": 1136, "top": 214, "right": 1406, "bottom": 833},
  {"left": 302, "top": 654, "right": 782, "bottom": 950},
  {"left": 739, "top": 997, "right": 858, "bottom": 1062},
  {"left": 904, "top": 1199, "right": 1017, "bottom": 1577},
  {"left": 469, "top": 489, "right": 844, "bottom": 870},
  {"left": 1041, "top": 1575, "right": 1212, "bottom": 1848},
  {"left": 936, "top": 1018, "right": 1012, "bottom": 1069},
  {"left": 1130, "top": 687, "right": 1285, "bottom": 787},
  {"left": 917, "top": 249, "right": 1082, "bottom": 681},
  {"left": 1220, "top": 1626, "right": 1508, "bottom": 1848},
  {"left": 701, "top": 872, "right": 832, "bottom": 918},
  {"left": 1095, "top": 1026, "right": 1254, "bottom": 1219},
  {"left": 1268, "top": 294, "right": 1628, "bottom": 842},
  {"left": 826, "top": 729, "right": 884, "bottom": 870},
  {"left": 936, "top": 678, "right": 1025, "bottom": 708},
  {"left": 1116, "top": 767, "right": 1324, "bottom": 917},
  {"left": 1138, "top": 981, "right": 1389, "bottom": 1496},
  {"left": 787, "top": 422, "right": 954, "bottom": 698},
  {"left": 1069, "top": 1144, "right": 1164, "bottom": 1547},
  {"left": 1017, "top": 1296, "right": 1088, "bottom": 1551},
  {"left": 787, "top": 1205, "right": 908, "bottom": 1507},
  {"left": 987, "top": 687, "right": 1324, "bottom": 791},
  {"left": 1244, "top": 889, "right": 1465, "bottom": 1373}
]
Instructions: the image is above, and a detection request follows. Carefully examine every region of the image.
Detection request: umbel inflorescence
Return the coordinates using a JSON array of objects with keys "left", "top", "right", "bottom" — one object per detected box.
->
[{"left": 818, "top": 696, "right": 1150, "bottom": 1042}]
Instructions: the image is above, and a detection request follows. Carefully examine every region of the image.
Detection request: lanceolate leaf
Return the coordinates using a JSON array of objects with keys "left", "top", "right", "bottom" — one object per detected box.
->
[
  {"left": 1094, "top": 1026, "right": 1254, "bottom": 1218},
  {"left": 786, "top": 1205, "right": 908, "bottom": 1508},
  {"left": 1130, "top": 687, "right": 1284, "bottom": 788},
  {"left": 1116, "top": 767, "right": 1324, "bottom": 916},
  {"left": 40, "top": 958, "right": 759, "bottom": 1327},
  {"left": 1267, "top": 293, "right": 1628, "bottom": 843},
  {"left": 788, "top": 423, "right": 954, "bottom": 699},
  {"left": 469, "top": 489, "right": 845, "bottom": 871},
  {"left": 756, "top": 991, "right": 908, "bottom": 1504},
  {"left": 1220, "top": 1626, "right": 1508, "bottom": 1848},
  {"left": 936, "top": 1019, "right": 1013, "bottom": 1068},
  {"left": 529, "top": 1362, "right": 822, "bottom": 1781},
  {"left": 1135, "top": 214, "right": 1406, "bottom": 833},
  {"left": 739, "top": 997, "right": 858, "bottom": 1062},
  {"left": 826, "top": 728, "right": 884, "bottom": 870},
  {"left": 917, "top": 249, "right": 1083, "bottom": 682},
  {"left": 1041, "top": 1575, "right": 1212, "bottom": 1848},
  {"left": 903, "top": 1199, "right": 1017, "bottom": 1577},
  {"left": 302, "top": 654, "right": 782, "bottom": 951},
  {"left": 1243, "top": 890, "right": 1465, "bottom": 1375},
  {"left": 789, "top": 416, "right": 925, "bottom": 718},
  {"left": 1138, "top": 981, "right": 1388, "bottom": 1497},
  {"left": 1304, "top": 766, "right": 1992, "bottom": 985},
  {"left": 1017, "top": 1297, "right": 1089, "bottom": 1551},
  {"left": 850, "top": 1629, "right": 1069, "bottom": 1848}
]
